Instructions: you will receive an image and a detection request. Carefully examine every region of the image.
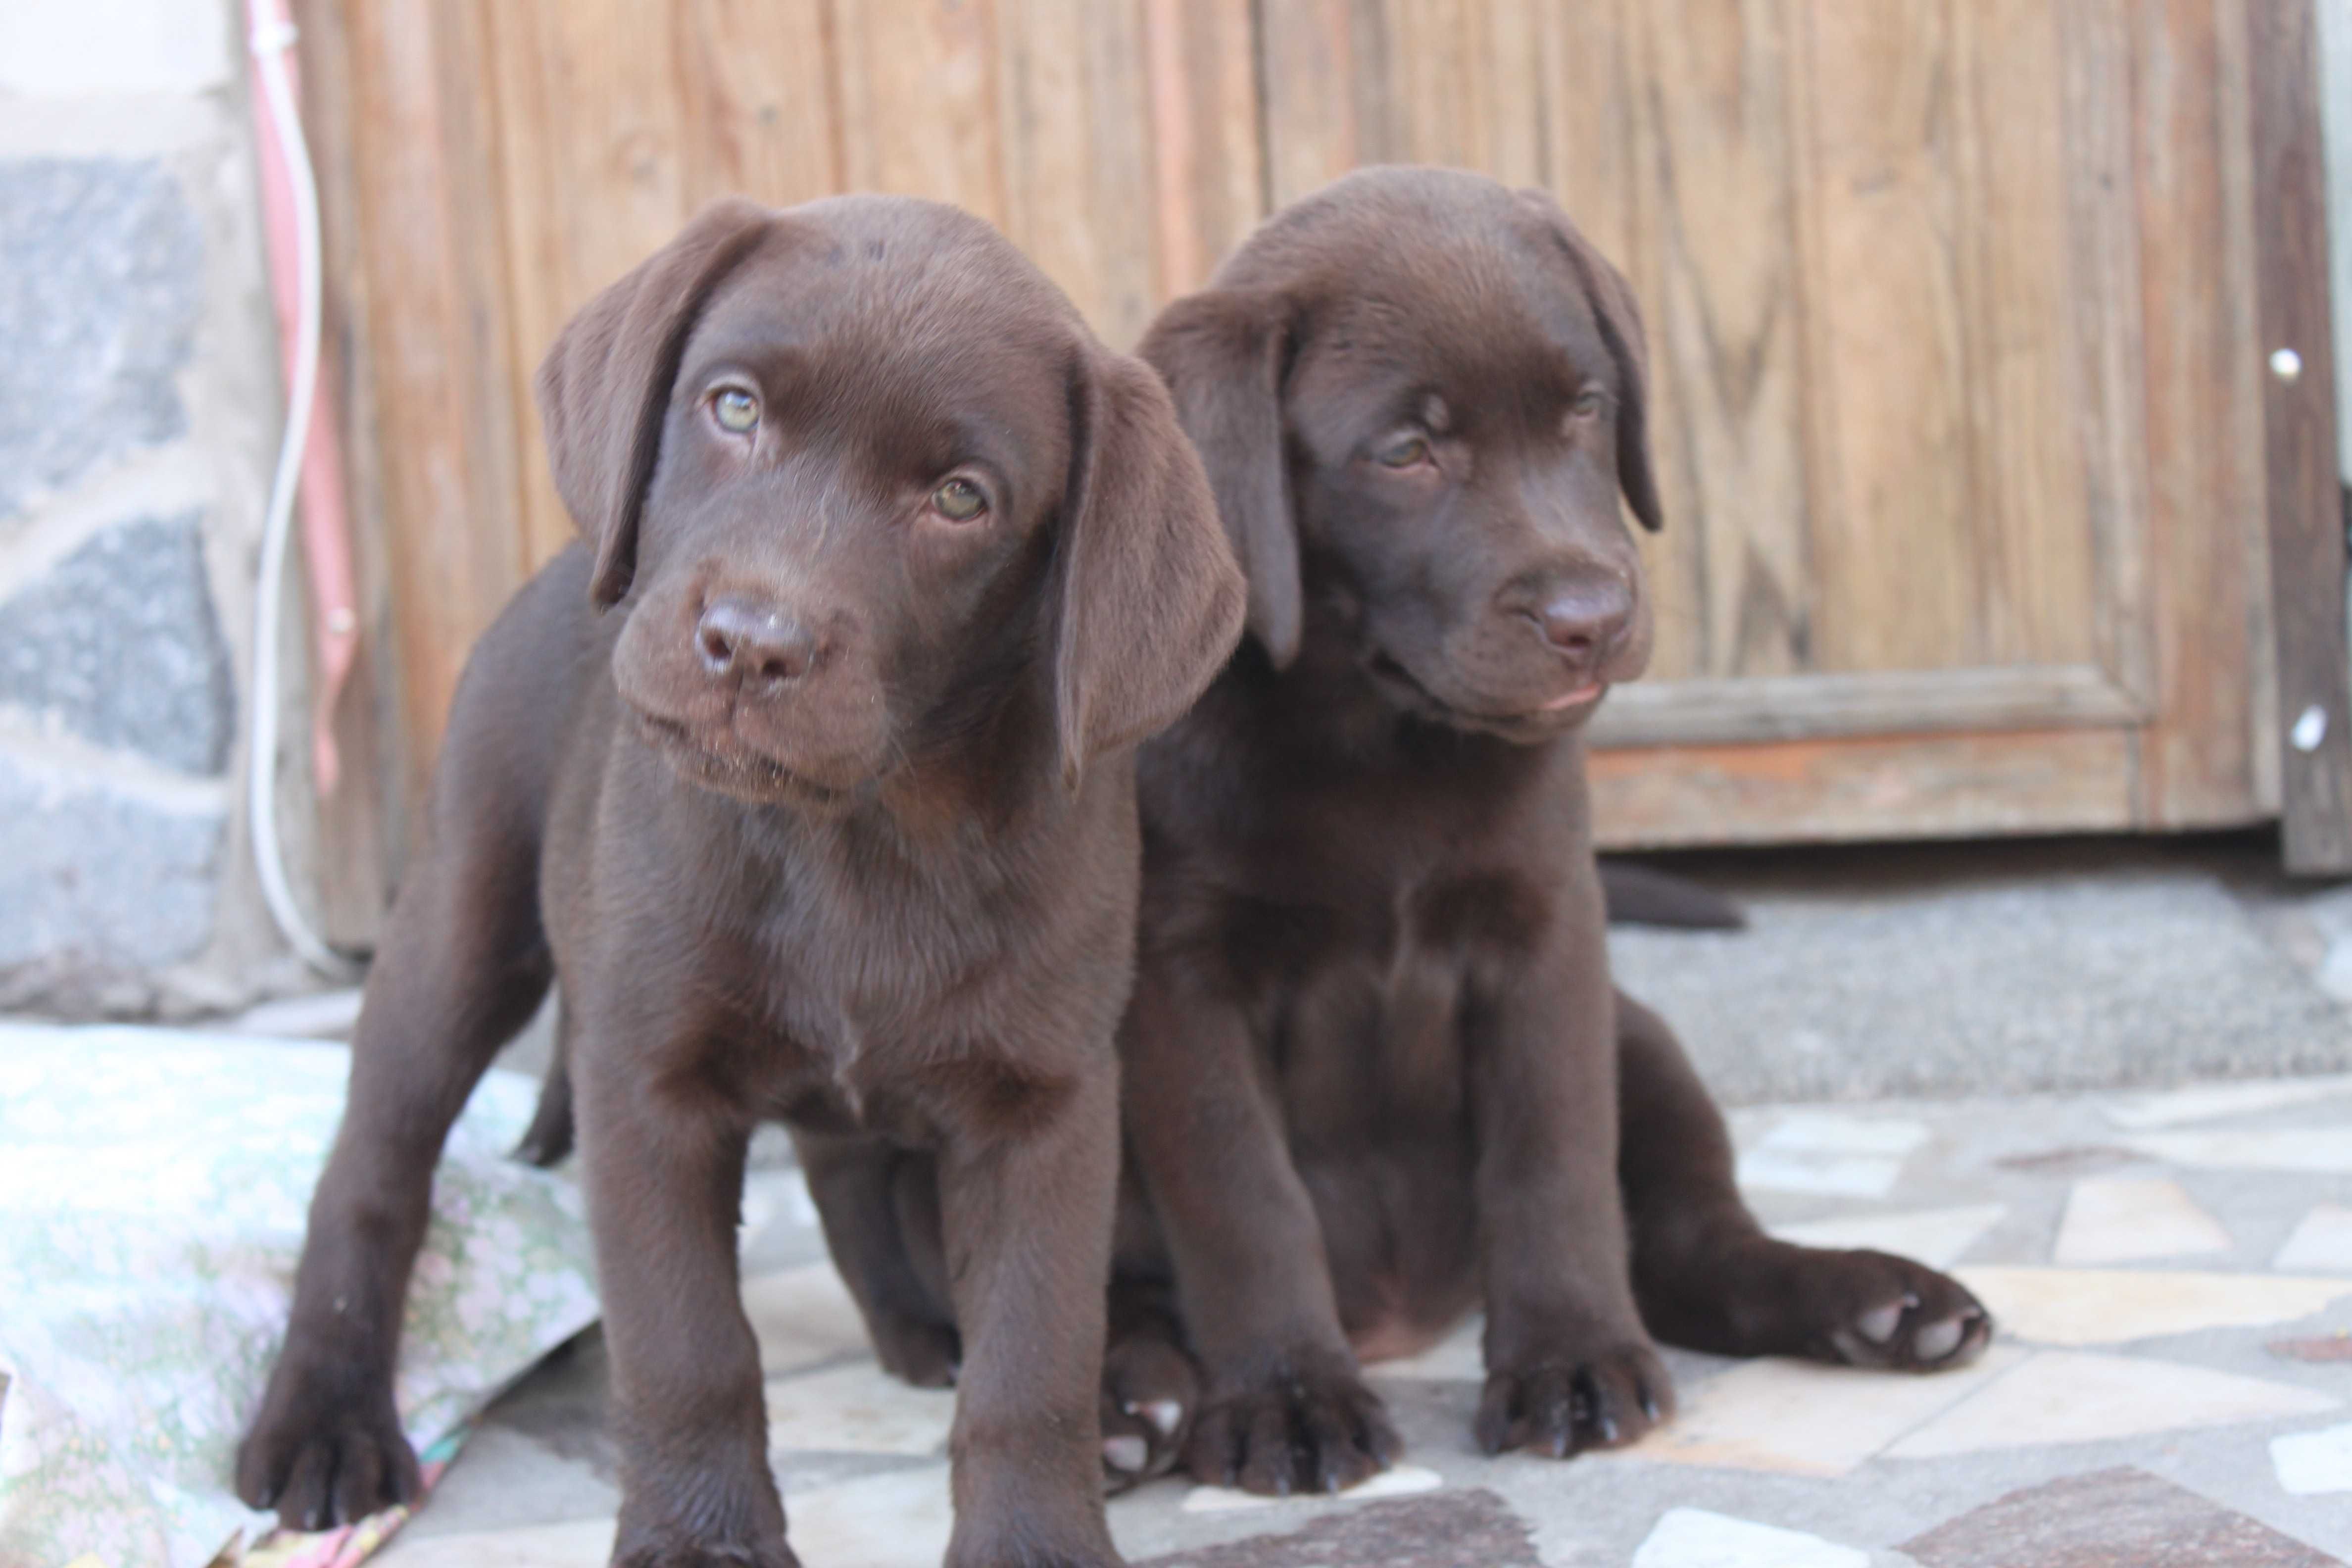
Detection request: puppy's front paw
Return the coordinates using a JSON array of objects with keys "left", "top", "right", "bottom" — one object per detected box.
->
[
  {"left": 1184, "top": 1357, "right": 1402, "bottom": 1496},
  {"left": 235, "top": 1362, "right": 419, "bottom": 1530},
  {"left": 1795, "top": 1246, "right": 1993, "bottom": 1371},
  {"left": 1475, "top": 1339, "right": 1672, "bottom": 1458}
]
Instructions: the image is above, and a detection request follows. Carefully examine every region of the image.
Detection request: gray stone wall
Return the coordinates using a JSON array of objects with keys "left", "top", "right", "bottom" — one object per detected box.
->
[{"left": 0, "top": 1, "right": 301, "bottom": 1014}]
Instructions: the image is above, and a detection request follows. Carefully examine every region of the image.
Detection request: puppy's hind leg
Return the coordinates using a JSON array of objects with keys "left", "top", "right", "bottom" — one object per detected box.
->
[
  {"left": 237, "top": 766, "right": 555, "bottom": 1527},
  {"left": 1616, "top": 990, "right": 1991, "bottom": 1372},
  {"left": 1099, "top": 1274, "right": 1199, "bottom": 1492},
  {"left": 514, "top": 1009, "right": 576, "bottom": 1167},
  {"left": 794, "top": 1132, "right": 964, "bottom": 1388}
]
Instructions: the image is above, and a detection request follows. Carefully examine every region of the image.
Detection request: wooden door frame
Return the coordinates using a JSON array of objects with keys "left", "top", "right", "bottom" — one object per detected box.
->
[{"left": 2251, "top": 0, "right": 2352, "bottom": 873}]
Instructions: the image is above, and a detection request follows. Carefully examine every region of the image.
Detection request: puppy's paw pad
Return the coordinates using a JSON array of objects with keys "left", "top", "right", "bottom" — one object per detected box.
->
[
  {"left": 1806, "top": 1250, "right": 1993, "bottom": 1372},
  {"left": 1102, "top": 1330, "right": 1199, "bottom": 1491}
]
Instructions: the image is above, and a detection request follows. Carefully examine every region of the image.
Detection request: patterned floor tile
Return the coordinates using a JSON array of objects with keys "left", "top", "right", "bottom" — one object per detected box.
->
[
  {"left": 1899, "top": 1466, "right": 2342, "bottom": 1567},
  {"left": 375, "top": 1515, "right": 613, "bottom": 1567},
  {"left": 1736, "top": 1114, "right": 1929, "bottom": 1198},
  {"left": 764, "top": 1360, "right": 955, "bottom": 1457},
  {"left": 1630, "top": 1507, "right": 1869, "bottom": 1568},
  {"left": 1180, "top": 1465, "right": 1444, "bottom": 1514},
  {"left": 2052, "top": 1177, "right": 2232, "bottom": 1266},
  {"left": 785, "top": 1464, "right": 955, "bottom": 1566},
  {"left": 1368, "top": 1317, "right": 1484, "bottom": 1382},
  {"left": 2272, "top": 1334, "right": 2352, "bottom": 1363},
  {"left": 742, "top": 1261, "right": 873, "bottom": 1375},
  {"left": 1770, "top": 1203, "right": 2007, "bottom": 1270},
  {"left": 1623, "top": 1347, "right": 2027, "bottom": 1477},
  {"left": 1883, "top": 1351, "right": 2338, "bottom": 1459},
  {"left": 2272, "top": 1420, "right": 2352, "bottom": 1495},
  {"left": 2101, "top": 1076, "right": 2352, "bottom": 1130},
  {"left": 2119, "top": 1127, "right": 2352, "bottom": 1174},
  {"left": 2277, "top": 1205, "right": 2352, "bottom": 1274},
  {"left": 1133, "top": 1490, "right": 1541, "bottom": 1568},
  {"left": 1954, "top": 1268, "right": 2352, "bottom": 1345}
]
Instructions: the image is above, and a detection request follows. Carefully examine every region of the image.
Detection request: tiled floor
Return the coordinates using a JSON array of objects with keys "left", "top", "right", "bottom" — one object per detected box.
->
[{"left": 374, "top": 1069, "right": 2352, "bottom": 1568}]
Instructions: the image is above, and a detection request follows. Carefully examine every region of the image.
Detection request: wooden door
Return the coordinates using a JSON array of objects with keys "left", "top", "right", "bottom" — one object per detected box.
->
[
  {"left": 300, "top": 0, "right": 2350, "bottom": 901},
  {"left": 1256, "top": 0, "right": 2339, "bottom": 851}
]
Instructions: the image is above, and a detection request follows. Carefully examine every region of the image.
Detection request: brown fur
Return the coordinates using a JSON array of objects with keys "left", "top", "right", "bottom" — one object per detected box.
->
[
  {"left": 234, "top": 195, "right": 1243, "bottom": 1567},
  {"left": 1092, "top": 167, "right": 1992, "bottom": 1494}
]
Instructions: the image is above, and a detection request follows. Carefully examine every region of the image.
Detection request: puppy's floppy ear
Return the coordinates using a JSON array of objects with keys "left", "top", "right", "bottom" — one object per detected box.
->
[
  {"left": 1519, "top": 190, "right": 1665, "bottom": 533},
  {"left": 534, "top": 197, "right": 776, "bottom": 608},
  {"left": 1134, "top": 288, "right": 1305, "bottom": 666},
  {"left": 1051, "top": 346, "right": 1248, "bottom": 787}
]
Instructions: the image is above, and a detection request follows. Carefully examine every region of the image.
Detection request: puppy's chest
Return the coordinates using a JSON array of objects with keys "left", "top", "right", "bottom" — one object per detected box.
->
[{"left": 739, "top": 866, "right": 1007, "bottom": 1090}]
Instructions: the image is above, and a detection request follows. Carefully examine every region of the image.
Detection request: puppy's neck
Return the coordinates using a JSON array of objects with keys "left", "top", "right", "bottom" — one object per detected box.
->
[{"left": 1225, "top": 632, "right": 1570, "bottom": 784}]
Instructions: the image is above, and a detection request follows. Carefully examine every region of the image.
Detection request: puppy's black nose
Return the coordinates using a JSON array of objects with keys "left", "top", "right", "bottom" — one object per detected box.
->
[
  {"left": 1532, "top": 577, "right": 1632, "bottom": 660},
  {"left": 696, "top": 597, "right": 817, "bottom": 684}
]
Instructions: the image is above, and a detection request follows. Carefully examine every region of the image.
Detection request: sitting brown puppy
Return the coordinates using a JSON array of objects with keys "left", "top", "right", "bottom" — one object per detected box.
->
[
  {"left": 1094, "top": 165, "right": 1990, "bottom": 1493},
  {"left": 235, "top": 196, "right": 1242, "bottom": 1568}
]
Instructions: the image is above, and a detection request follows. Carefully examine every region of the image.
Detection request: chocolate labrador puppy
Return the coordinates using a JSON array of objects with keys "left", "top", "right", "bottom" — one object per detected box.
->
[
  {"left": 1091, "top": 166, "right": 1990, "bottom": 1493},
  {"left": 235, "top": 195, "right": 1243, "bottom": 1567}
]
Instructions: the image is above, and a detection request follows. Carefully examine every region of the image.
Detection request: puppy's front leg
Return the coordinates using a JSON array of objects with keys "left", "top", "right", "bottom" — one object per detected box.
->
[
  {"left": 574, "top": 1019, "right": 796, "bottom": 1568},
  {"left": 935, "top": 1057, "right": 1123, "bottom": 1568},
  {"left": 1123, "top": 967, "right": 1400, "bottom": 1496},
  {"left": 1470, "top": 864, "right": 1672, "bottom": 1459}
]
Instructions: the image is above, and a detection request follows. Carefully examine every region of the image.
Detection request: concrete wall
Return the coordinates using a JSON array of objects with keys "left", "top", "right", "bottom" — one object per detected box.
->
[{"left": 0, "top": 0, "right": 302, "bottom": 1015}]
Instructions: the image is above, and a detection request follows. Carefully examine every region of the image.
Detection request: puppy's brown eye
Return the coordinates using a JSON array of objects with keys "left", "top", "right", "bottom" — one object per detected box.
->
[
  {"left": 712, "top": 388, "right": 760, "bottom": 433},
  {"left": 1570, "top": 389, "right": 1611, "bottom": 420},
  {"left": 1376, "top": 435, "right": 1431, "bottom": 469},
  {"left": 931, "top": 477, "right": 988, "bottom": 522}
]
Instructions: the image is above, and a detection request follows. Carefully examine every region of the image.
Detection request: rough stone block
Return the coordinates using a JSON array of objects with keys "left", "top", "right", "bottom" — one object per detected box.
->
[
  {"left": 0, "top": 157, "right": 202, "bottom": 519},
  {"left": 0, "top": 511, "right": 234, "bottom": 774},
  {"left": 0, "top": 754, "right": 224, "bottom": 1008},
  {"left": 0, "top": 0, "right": 235, "bottom": 98}
]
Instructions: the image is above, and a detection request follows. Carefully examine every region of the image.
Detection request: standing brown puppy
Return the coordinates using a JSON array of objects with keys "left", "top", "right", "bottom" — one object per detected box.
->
[
  {"left": 235, "top": 196, "right": 1242, "bottom": 1567},
  {"left": 1097, "top": 166, "right": 1989, "bottom": 1494}
]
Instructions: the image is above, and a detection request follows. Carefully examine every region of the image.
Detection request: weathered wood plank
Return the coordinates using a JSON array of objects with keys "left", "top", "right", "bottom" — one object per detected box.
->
[
  {"left": 1589, "top": 727, "right": 2150, "bottom": 848},
  {"left": 1630, "top": 0, "right": 1811, "bottom": 680},
  {"left": 2248, "top": 0, "right": 2352, "bottom": 870},
  {"left": 1141, "top": 0, "right": 1264, "bottom": 304},
  {"left": 2130, "top": 0, "right": 2275, "bottom": 828},
  {"left": 1589, "top": 663, "right": 2146, "bottom": 748},
  {"left": 345, "top": 0, "right": 530, "bottom": 810},
  {"left": 1796, "top": 0, "right": 1977, "bottom": 674},
  {"left": 292, "top": 0, "right": 402, "bottom": 934}
]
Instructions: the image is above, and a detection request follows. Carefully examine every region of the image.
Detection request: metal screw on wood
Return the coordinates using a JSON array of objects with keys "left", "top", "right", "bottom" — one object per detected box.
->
[
  {"left": 2271, "top": 347, "right": 2303, "bottom": 383},
  {"left": 2293, "top": 703, "right": 2328, "bottom": 753}
]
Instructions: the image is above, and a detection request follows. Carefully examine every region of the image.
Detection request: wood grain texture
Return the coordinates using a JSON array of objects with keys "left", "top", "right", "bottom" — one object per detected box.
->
[
  {"left": 1629, "top": 0, "right": 1811, "bottom": 681},
  {"left": 322, "top": 0, "right": 2295, "bottom": 855},
  {"left": 1588, "top": 728, "right": 2152, "bottom": 849},
  {"left": 1795, "top": 0, "right": 1975, "bottom": 673},
  {"left": 1588, "top": 663, "right": 2145, "bottom": 748},
  {"left": 344, "top": 0, "right": 529, "bottom": 815},
  {"left": 2130, "top": 0, "right": 2276, "bottom": 828},
  {"left": 293, "top": 0, "right": 402, "bottom": 938},
  {"left": 2249, "top": 0, "right": 2352, "bottom": 871},
  {"left": 1141, "top": 0, "right": 1264, "bottom": 307}
]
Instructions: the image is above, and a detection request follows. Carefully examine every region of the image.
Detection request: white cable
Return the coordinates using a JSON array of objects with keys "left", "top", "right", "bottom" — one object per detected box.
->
[{"left": 246, "top": 11, "right": 356, "bottom": 979}]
